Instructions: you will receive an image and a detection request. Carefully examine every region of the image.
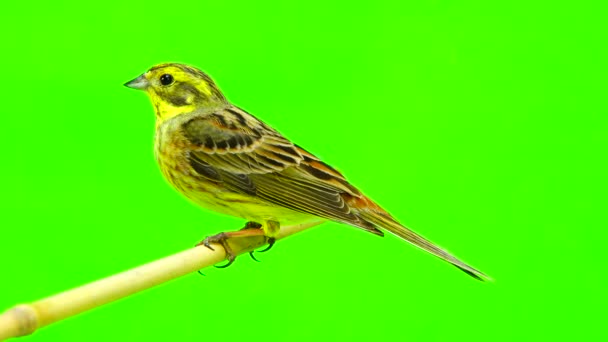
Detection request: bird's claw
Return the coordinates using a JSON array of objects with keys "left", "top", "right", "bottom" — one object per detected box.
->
[
  {"left": 248, "top": 237, "right": 276, "bottom": 262},
  {"left": 249, "top": 251, "right": 261, "bottom": 262},
  {"left": 258, "top": 237, "right": 276, "bottom": 253},
  {"left": 196, "top": 232, "right": 237, "bottom": 268}
]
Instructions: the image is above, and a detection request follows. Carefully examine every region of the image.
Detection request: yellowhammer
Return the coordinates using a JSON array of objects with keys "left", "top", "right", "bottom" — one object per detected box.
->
[{"left": 125, "top": 63, "right": 486, "bottom": 280}]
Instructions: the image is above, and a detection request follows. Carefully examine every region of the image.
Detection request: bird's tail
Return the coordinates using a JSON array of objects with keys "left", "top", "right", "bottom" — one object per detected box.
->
[{"left": 354, "top": 198, "right": 488, "bottom": 281}]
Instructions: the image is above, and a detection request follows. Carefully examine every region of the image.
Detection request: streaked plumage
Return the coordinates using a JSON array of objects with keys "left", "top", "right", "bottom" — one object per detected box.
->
[{"left": 125, "top": 63, "right": 487, "bottom": 280}]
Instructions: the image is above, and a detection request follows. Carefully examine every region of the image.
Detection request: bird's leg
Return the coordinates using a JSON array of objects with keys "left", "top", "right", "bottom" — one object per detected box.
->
[
  {"left": 197, "top": 224, "right": 266, "bottom": 268},
  {"left": 242, "top": 221, "right": 263, "bottom": 230},
  {"left": 243, "top": 221, "right": 264, "bottom": 262},
  {"left": 249, "top": 220, "right": 279, "bottom": 261},
  {"left": 258, "top": 220, "right": 279, "bottom": 252}
]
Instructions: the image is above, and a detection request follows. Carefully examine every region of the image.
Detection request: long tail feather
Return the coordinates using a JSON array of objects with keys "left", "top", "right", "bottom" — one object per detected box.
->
[{"left": 358, "top": 209, "right": 488, "bottom": 281}]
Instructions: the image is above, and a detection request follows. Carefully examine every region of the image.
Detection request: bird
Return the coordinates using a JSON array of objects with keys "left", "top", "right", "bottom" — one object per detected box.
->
[{"left": 125, "top": 63, "right": 487, "bottom": 280}]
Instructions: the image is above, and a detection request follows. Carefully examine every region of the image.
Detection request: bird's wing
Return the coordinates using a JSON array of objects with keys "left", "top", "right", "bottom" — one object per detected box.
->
[
  {"left": 182, "top": 106, "right": 382, "bottom": 235},
  {"left": 182, "top": 106, "right": 487, "bottom": 280}
]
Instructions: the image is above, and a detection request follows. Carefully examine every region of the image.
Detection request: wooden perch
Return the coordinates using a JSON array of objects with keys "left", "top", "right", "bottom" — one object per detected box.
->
[{"left": 0, "top": 221, "right": 322, "bottom": 340}]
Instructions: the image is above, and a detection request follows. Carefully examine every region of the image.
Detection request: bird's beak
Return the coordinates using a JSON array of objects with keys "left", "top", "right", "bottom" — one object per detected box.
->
[{"left": 124, "top": 74, "right": 149, "bottom": 90}]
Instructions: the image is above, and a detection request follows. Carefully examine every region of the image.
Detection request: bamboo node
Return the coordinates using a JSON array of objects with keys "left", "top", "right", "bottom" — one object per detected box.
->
[{"left": 3, "top": 305, "right": 39, "bottom": 338}]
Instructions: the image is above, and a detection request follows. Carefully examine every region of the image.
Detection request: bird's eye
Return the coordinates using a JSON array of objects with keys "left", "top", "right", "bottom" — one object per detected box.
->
[{"left": 160, "top": 74, "right": 174, "bottom": 86}]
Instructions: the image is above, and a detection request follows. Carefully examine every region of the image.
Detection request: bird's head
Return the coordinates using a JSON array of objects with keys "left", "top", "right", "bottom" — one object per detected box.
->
[{"left": 125, "top": 63, "right": 227, "bottom": 122}]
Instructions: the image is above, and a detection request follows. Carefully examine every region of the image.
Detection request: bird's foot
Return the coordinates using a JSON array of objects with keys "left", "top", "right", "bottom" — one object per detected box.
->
[
  {"left": 242, "top": 222, "right": 264, "bottom": 262},
  {"left": 197, "top": 232, "right": 237, "bottom": 268},
  {"left": 196, "top": 221, "right": 269, "bottom": 268},
  {"left": 249, "top": 220, "right": 279, "bottom": 262}
]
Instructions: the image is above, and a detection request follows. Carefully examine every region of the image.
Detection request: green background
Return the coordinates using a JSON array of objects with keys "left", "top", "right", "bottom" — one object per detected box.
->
[{"left": 0, "top": 1, "right": 606, "bottom": 341}]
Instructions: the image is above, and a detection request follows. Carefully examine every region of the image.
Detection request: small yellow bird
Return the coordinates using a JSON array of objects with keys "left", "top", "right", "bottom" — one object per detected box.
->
[{"left": 125, "top": 63, "right": 486, "bottom": 280}]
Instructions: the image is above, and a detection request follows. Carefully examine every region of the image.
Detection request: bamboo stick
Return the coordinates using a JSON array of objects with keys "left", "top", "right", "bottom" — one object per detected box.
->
[{"left": 0, "top": 221, "right": 322, "bottom": 340}]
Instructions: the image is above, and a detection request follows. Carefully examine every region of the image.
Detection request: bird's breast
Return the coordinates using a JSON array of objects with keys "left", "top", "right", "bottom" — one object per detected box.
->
[
  {"left": 154, "top": 123, "right": 214, "bottom": 195},
  {"left": 153, "top": 120, "right": 319, "bottom": 225}
]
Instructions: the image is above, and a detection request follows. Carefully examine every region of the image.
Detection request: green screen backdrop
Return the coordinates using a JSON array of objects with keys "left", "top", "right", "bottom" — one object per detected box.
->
[{"left": 0, "top": 1, "right": 606, "bottom": 341}]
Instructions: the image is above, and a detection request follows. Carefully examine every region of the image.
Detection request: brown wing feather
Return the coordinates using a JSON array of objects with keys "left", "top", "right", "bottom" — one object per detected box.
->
[{"left": 182, "top": 106, "right": 382, "bottom": 235}]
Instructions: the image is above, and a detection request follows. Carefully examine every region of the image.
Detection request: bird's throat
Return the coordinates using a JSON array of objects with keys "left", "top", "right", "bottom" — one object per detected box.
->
[{"left": 149, "top": 92, "right": 196, "bottom": 123}]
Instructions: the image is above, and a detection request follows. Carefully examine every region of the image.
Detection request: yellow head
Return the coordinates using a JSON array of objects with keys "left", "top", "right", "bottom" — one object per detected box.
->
[{"left": 125, "top": 63, "right": 227, "bottom": 122}]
